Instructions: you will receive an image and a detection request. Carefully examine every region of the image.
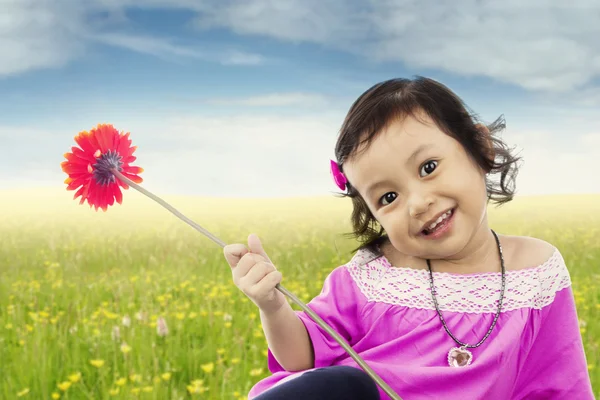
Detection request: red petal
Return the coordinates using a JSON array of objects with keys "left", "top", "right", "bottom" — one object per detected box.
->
[
  {"left": 62, "top": 163, "right": 91, "bottom": 174},
  {"left": 95, "top": 124, "right": 117, "bottom": 153},
  {"left": 113, "top": 184, "right": 123, "bottom": 204},
  {"left": 63, "top": 153, "right": 89, "bottom": 166},
  {"left": 122, "top": 172, "right": 143, "bottom": 183},
  {"left": 73, "top": 131, "right": 96, "bottom": 155},
  {"left": 123, "top": 166, "right": 143, "bottom": 175},
  {"left": 71, "top": 146, "right": 97, "bottom": 163},
  {"left": 73, "top": 186, "right": 85, "bottom": 200},
  {"left": 117, "top": 135, "right": 134, "bottom": 158},
  {"left": 117, "top": 178, "right": 129, "bottom": 190}
]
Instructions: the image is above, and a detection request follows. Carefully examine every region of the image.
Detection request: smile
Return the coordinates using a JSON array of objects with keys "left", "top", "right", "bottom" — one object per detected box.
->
[{"left": 420, "top": 208, "right": 455, "bottom": 238}]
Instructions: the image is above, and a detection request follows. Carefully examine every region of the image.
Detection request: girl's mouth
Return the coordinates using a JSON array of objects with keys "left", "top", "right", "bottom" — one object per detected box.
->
[{"left": 421, "top": 208, "right": 455, "bottom": 238}]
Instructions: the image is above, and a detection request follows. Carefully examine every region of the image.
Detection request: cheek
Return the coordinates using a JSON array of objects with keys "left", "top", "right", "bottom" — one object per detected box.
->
[
  {"left": 379, "top": 210, "right": 409, "bottom": 237},
  {"left": 445, "top": 164, "right": 487, "bottom": 197},
  {"left": 451, "top": 171, "right": 489, "bottom": 214}
]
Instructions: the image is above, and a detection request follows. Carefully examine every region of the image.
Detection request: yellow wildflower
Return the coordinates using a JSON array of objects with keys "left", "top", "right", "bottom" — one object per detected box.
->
[
  {"left": 90, "top": 359, "right": 104, "bottom": 368},
  {"left": 201, "top": 363, "right": 214, "bottom": 374},
  {"left": 68, "top": 372, "right": 81, "bottom": 382},
  {"left": 120, "top": 342, "right": 132, "bottom": 354}
]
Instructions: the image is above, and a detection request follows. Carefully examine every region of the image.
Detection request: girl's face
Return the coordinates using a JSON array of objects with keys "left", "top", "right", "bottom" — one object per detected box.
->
[{"left": 343, "top": 112, "right": 490, "bottom": 261}]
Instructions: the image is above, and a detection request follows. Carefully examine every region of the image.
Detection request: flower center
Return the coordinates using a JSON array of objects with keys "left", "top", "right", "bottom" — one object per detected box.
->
[{"left": 93, "top": 150, "right": 123, "bottom": 185}]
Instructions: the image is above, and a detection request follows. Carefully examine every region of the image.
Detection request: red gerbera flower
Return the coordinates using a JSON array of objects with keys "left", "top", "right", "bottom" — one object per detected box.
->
[{"left": 61, "top": 123, "right": 144, "bottom": 211}]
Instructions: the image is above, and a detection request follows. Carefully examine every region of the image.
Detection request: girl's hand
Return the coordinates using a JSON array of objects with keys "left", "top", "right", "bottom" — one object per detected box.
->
[{"left": 223, "top": 234, "right": 286, "bottom": 315}]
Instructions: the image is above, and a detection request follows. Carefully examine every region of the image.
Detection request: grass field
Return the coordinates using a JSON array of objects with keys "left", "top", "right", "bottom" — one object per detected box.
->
[{"left": 0, "top": 188, "right": 598, "bottom": 399}]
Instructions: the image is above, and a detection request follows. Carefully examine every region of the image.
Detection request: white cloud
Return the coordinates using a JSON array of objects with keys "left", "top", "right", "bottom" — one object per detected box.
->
[
  {"left": 133, "top": 113, "right": 342, "bottom": 197},
  {"left": 513, "top": 148, "right": 600, "bottom": 195},
  {"left": 220, "top": 50, "right": 266, "bottom": 66},
  {"left": 1, "top": 0, "right": 599, "bottom": 93},
  {"left": 194, "top": 0, "right": 366, "bottom": 44},
  {"left": 88, "top": 33, "right": 266, "bottom": 66},
  {"left": 193, "top": 0, "right": 600, "bottom": 93},
  {"left": 498, "top": 127, "right": 600, "bottom": 195},
  {"left": 0, "top": 0, "right": 265, "bottom": 77},
  {"left": 2, "top": 113, "right": 599, "bottom": 197},
  {"left": 0, "top": 0, "right": 86, "bottom": 77},
  {"left": 203, "top": 93, "right": 330, "bottom": 107},
  {"left": 91, "top": 33, "right": 206, "bottom": 59}
]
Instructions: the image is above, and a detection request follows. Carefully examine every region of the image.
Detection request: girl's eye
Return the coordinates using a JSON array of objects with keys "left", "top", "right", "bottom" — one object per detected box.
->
[
  {"left": 379, "top": 192, "right": 397, "bottom": 206},
  {"left": 420, "top": 160, "right": 438, "bottom": 177}
]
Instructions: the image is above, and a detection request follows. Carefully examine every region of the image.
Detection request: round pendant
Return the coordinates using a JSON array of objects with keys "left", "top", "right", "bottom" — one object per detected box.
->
[{"left": 448, "top": 347, "right": 473, "bottom": 367}]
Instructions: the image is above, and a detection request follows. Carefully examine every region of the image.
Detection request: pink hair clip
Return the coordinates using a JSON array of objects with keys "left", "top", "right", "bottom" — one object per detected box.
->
[{"left": 330, "top": 159, "right": 347, "bottom": 191}]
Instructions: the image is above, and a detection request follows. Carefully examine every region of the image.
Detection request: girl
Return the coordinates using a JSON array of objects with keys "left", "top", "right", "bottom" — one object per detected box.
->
[{"left": 223, "top": 77, "right": 595, "bottom": 400}]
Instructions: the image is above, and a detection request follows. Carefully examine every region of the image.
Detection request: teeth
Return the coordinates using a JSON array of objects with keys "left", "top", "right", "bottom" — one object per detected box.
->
[{"left": 427, "top": 210, "right": 452, "bottom": 231}]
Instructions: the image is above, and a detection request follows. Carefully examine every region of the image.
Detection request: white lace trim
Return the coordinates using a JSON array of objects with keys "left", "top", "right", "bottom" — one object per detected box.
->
[{"left": 346, "top": 247, "right": 571, "bottom": 314}]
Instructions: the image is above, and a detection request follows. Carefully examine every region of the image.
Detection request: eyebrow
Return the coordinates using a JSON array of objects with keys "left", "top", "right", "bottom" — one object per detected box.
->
[
  {"left": 406, "top": 143, "right": 435, "bottom": 166},
  {"left": 365, "top": 180, "right": 393, "bottom": 199},
  {"left": 364, "top": 143, "right": 436, "bottom": 198}
]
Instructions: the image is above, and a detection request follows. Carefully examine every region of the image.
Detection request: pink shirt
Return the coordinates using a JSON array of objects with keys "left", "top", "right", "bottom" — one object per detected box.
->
[{"left": 248, "top": 246, "right": 595, "bottom": 399}]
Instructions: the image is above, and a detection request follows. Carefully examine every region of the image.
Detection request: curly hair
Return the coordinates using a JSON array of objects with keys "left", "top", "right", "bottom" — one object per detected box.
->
[{"left": 333, "top": 76, "right": 522, "bottom": 253}]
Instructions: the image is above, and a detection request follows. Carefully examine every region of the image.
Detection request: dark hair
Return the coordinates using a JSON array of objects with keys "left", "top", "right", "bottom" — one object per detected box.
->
[{"left": 334, "top": 76, "right": 521, "bottom": 253}]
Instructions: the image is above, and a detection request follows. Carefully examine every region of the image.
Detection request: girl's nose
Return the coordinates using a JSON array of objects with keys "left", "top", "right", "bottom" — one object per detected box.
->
[{"left": 408, "top": 192, "right": 434, "bottom": 218}]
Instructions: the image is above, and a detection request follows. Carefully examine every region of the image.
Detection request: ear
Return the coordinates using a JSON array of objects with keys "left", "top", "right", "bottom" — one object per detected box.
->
[{"left": 475, "top": 123, "right": 495, "bottom": 164}]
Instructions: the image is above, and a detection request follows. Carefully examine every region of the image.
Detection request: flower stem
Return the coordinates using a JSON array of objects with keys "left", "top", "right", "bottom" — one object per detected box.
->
[{"left": 111, "top": 169, "right": 402, "bottom": 400}]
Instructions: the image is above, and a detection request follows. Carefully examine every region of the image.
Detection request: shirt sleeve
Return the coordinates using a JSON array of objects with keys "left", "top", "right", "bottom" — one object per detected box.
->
[
  {"left": 512, "top": 253, "right": 595, "bottom": 399},
  {"left": 267, "top": 265, "right": 368, "bottom": 372}
]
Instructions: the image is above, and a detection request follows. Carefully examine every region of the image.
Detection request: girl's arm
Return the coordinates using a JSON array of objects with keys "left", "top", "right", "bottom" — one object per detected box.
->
[
  {"left": 262, "top": 265, "right": 368, "bottom": 374},
  {"left": 260, "top": 301, "right": 315, "bottom": 371}
]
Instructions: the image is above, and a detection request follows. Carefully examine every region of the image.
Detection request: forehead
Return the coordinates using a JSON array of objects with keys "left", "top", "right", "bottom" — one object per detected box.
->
[{"left": 343, "top": 113, "right": 451, "bottom": 178}]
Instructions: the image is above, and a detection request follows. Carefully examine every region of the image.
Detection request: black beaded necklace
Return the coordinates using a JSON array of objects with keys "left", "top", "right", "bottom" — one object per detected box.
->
[{"left": 426, "top": 229, "right": 506, "bottom": 367}]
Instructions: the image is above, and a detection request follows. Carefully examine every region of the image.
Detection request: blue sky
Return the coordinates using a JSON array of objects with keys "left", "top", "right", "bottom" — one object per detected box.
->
[{"left": 1, "top": 1, "right": 599, "bottom": 197}]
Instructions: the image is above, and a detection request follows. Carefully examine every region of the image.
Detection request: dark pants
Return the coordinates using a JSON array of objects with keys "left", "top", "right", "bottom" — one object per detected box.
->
[{"left": 253, "top": 366, "right": 381, "bottom": 400}]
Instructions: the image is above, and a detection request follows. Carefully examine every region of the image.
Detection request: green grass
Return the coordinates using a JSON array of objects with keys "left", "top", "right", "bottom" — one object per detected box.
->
[{"left": 0, "top": 189, "right": 598, "bottom": 399}]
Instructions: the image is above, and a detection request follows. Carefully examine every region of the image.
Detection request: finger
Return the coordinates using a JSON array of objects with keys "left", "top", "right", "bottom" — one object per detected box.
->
[
  {"left": 239, "top": 261, "right": 275, "bottom": 290},
  {"left": 247, "top": 233, "right": 274, "bottom": 265},
  {"left": 233, "top": 253, "right": 265, "bottom": 282},
  {"left": 251, "top": 270, "right": 283, "bottom": 295},
  {"left": 223, "top": 244, "right": 248, "bottom": 268}
]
